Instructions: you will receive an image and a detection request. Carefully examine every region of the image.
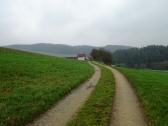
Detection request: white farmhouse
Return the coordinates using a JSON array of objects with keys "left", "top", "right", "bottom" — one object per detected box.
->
[{"left": 77, "top": 53, "right": 87, "bottom": 61}]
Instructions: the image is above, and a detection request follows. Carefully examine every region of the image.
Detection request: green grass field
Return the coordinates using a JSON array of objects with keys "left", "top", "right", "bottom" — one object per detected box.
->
[
  {"left": 116, "top": 67, "right": 168, "bottom": 126},
  {"left": 0, "top": 48, "right": 94, "bottom": 126},
  {"left": 68, "top": 63, "right": 115, "bottom": 126}
]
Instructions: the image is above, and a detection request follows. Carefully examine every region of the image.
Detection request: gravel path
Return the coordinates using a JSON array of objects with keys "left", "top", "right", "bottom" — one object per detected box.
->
[
  {"left": 109, "top": 67, "right": 147, "bottom": 126},
  {"left": 27, "top": 62, "right": 101, "bottom": 126}
]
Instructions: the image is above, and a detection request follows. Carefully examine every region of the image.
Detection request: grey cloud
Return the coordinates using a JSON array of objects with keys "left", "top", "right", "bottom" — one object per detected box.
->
[{"left": 0, "top": 0, "right": 168, "bottom": 46}]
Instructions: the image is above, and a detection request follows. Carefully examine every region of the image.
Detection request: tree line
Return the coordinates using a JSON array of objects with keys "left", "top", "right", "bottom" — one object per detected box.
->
[
  {"left": 113, "top": 45, "right": 168, "bottom": 69},
  {"left": 90, "top": 49, "right": 112, "bottom": 65}
]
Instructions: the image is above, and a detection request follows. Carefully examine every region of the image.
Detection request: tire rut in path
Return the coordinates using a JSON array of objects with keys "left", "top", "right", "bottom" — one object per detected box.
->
[
  {"left": 109, "top": 67, "right": 147, "bottom": 126},
  {"left": 27, "top": 62, "right": 101, "bottom": 126}
]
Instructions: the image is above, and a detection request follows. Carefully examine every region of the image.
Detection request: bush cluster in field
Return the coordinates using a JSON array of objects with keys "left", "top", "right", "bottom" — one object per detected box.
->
[
  {"left": 0, "top": 48, "right": 94, "bottom": 126},
  {"left": 68, "top": 63, "right": 115, "bottom": 126},
  {"left": 117, "top": 67, "right": 168, "bottom": 126}
]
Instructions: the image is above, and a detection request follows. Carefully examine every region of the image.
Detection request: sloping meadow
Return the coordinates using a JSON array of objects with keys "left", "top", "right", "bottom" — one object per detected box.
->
[{"left": 0, "top": 48, "right": 94, "bottom": 126}]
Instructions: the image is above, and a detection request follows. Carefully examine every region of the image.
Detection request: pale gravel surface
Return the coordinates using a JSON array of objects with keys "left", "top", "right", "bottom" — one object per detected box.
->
[
  {"left": 109, "top": 67, "right": 147, "bottom": 126},
  {"left": 27, "top": 62, "right": 101, "bottom": 126}
]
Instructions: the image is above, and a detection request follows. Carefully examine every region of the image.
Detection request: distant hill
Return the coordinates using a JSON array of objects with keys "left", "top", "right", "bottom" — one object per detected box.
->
[{"left": 5, "top": 43, "right": 132, "bottom": 57}]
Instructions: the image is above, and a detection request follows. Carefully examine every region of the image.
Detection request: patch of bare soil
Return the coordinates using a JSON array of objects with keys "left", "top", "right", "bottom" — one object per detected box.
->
[
  {"left": 109, "top": 67, "right": 147, "bottom": 126},
  {"left": 27, "top": 62, "right": 101, "bottom": 126}
]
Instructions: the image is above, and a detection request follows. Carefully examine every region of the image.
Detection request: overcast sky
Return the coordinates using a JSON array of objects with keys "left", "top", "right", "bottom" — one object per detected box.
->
[{"left": 0, "top": 0, "right": 168, "bottom": 47}]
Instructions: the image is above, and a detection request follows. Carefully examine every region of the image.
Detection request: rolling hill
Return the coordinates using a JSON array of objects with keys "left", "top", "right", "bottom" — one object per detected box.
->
[
  {"left": 0, "top": 47, "right": 93, "bottom": 126},
  {"left": 5, "top": 43, "right": 132, "bottom": 57}
]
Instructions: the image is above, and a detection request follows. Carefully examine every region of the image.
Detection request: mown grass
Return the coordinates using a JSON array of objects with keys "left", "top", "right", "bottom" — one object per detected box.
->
[
  {"left": 0, "top": 48, "right": 94, "bottom": 126},
  {"left": 116, "top": 67, "right": 168, "bottom": 126},
  {"left": 68, "top": 63, "right": 115, "bottom": 126}
]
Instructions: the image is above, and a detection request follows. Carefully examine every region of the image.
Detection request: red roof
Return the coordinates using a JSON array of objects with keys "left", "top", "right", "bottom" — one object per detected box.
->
[{"left": 77, "top": 53, "right": 86, "bottom": 57}]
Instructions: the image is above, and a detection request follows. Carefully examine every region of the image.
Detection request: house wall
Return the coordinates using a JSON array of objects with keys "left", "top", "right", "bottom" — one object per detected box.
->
[{"left": 78, "top": 57, "right": 85, "bottom": 61}]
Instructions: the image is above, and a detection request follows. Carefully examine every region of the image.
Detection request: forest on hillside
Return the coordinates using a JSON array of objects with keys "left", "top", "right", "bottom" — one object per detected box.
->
[{"left": 113, "top": 45, "right": 168, "bottom": 70}]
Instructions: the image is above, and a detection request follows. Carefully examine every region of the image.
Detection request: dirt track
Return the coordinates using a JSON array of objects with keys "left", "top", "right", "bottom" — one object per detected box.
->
[
  {"left": 27, "top": 62, "right": 101, "bottom": 126},
  {"left": 109, "top": 67, "right": 147, "bottom": 126}
]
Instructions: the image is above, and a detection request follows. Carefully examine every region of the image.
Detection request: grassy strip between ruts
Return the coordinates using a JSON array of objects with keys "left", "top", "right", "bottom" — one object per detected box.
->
[
  {"left": 68, "top": 62, "right": 115, "bottom": 126},
  {"left": 0, "top": 48, "right": 94, "bottom": 126},
  {"left": 116, "top": 67, "right": 168, "bottom": 126}
]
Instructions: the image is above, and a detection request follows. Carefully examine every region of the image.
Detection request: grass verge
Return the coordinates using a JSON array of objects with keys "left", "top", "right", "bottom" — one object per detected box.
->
[
  {"left": 0, "top": 48, "right": 94, "bottom": 126},
  {"left": 68, "top": 63, "right": 115, "bottom": 126},
  {"left": 116, "top": 67, "right": 168, "bottom": 126}
]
